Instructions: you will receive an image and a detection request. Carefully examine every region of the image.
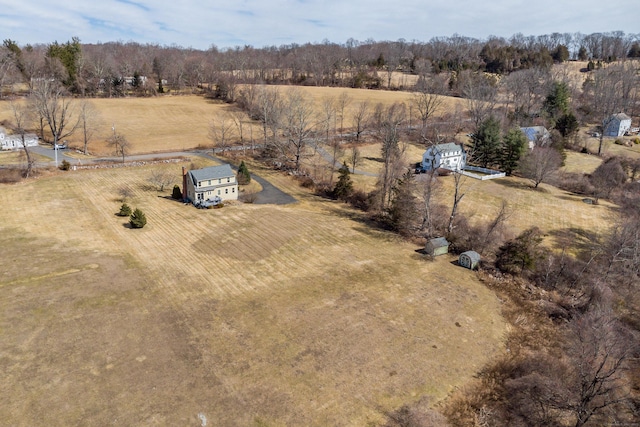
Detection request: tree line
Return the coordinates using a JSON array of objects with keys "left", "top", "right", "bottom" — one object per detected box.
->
[{"left": 1, "top": 31, "right": 640, "bottom": 97}]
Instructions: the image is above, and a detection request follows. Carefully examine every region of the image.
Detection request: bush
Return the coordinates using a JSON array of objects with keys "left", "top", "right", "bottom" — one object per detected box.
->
[
  {"left": 0, "top": 168, "right": 23, "bottom": 184},
  {"left": 171, "top": 184, "right": 182, "bottom": 200},
  {"left": 129, "top": 208, "right": 147, "bottom": 228},
  {"left": 237, "top": 161, "right": 251, "bottom": 185},
  {"left": 117, "top": 203, "right": 132, "bottom": 217},
  {"left": 59, "top": 159, "right": 71, "bottom": 171}
]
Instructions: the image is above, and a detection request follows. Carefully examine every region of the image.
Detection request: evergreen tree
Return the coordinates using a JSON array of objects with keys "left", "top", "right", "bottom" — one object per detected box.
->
[
  {"left": 388, "top": 169, "right": 418, "bottom": 236},
  {"left": 472, "top": 116, "right": 502, "bottom": 168},
  {"left": 117, "top": 203, "right": 132, "bottom": 217},
  {"left": 237, "top": 161, "right": 251, "bottom": 185},
  {"left": 500, "top": 128, "right": 527, "bottom": 175},
  {"left": 172, "top": 185, "right": 183, "bottom": 200},
  {"left": 543, "top": 81, "right": 571, "bottom": 125},
  {"left": 555, "top": 112, "right": 579, "bottom": 138},
  {"left": 333, "top": 162, "right": 353, "bottom": 201},
  {"left": 129, "top": 208, "right": 147, "bottom": 229},
  {"left": 496, "top": 227, "right": 544, "bottom": 275}
]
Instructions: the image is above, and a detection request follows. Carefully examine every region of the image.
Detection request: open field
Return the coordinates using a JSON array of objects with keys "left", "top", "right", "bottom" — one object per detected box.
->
[{"left": 0, "top": 161, "right": 506, "bottom": 426}]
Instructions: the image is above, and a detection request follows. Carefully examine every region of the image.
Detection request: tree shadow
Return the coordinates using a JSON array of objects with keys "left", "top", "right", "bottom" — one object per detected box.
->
[
  {"left": 492, "top": 179, "right": 535, "bottom": 191},
  {"left": 364, "top": 156, "right": 384, "bottom": 163},
  {"left": 547, "top": 227, "right": 601, "bottom": 252}
]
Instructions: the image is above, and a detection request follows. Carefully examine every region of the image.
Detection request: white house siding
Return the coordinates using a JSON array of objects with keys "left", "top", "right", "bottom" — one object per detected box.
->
[
  {"left": 186, "top": 165, "right": 238, "bottom": 203},
  {"left": 604, "top": 114, "right": 632, "bottom": 137},
  {"left": 0, "top": 130, "right": 39, "bottom": 150},
  {"left": 422, "top": 143, "right": 466, "bottom": 171}
]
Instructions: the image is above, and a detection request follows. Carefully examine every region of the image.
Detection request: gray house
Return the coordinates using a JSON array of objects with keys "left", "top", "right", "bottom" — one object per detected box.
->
[
  {"left": 520, "top": 126, "right": 551, "bottom": 149},
  {"left": 459, "top": 251, "right": 481, "bottom": 269},
  {"left": 604, "top": 113, "right": 632, "bottom": 137},
  {"left": 425, "top": 237, "right": 450, "bottom": 256}
]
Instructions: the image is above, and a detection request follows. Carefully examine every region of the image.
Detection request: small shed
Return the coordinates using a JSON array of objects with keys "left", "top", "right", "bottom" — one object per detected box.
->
[
  {"left": 425, "top": 237, "right": 449, "bottom": 256},
  {"left": 459, "top": 250, "right": 481, "bottom": 270}
]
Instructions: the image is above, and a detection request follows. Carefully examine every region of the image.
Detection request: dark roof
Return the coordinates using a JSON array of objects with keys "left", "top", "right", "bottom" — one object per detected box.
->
[
  {"left": 460, "top": 250, "right": 481, "bottom": 262},
  {"left": 188, "top": 164, "right": 234, "bottom": 183},
  {"left": 428, "top": 237, "right": 450, "bottom": 248},
  {"left": 431, "top": 142, "right": 463, "bottom": 154}
]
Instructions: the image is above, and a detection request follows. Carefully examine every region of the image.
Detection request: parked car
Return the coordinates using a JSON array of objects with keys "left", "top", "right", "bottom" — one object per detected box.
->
[{"left": 54, "top": 141, "right": 68, "bottom": 149}]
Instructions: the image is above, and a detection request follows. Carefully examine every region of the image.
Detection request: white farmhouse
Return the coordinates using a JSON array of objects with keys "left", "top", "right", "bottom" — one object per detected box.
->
[
  {"left": 182, "top": 164, "right": 238, "bottom": 204},
  {"left": 604, "top": 113, "right": 632, "bottom": 137},
  {"left": 0, "top": 127, "right": 39, "bottom": 150},
  {"left": 421, "top": 142, "right": 466, "bottom": 172}
]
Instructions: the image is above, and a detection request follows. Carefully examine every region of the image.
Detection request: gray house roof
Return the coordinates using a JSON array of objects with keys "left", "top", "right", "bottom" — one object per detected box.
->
[
  {"left": 427, "top": 237, "right": 450, "bottom": 248},
  {"left": 188, "top": 164, "right": 234, "bottom": 184},
  {"left": 610, "top": 113, "right": 631, "bottom": 121},
  {"left": 432, "top": 142, "right": 463, "bottom": 154},
  {"left": 520, "top": 126, "right": 550, "bottom": 142}
]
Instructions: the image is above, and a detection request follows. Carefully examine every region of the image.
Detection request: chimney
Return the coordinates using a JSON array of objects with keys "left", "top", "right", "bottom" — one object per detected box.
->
[{"left": 182, "top": 166, "right": 188, "bottom": 201}]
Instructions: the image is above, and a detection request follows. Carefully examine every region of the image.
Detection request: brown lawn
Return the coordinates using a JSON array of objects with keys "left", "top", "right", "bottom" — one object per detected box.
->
[{"left": 0, "top": 161, "right": 505, "bottom": 426}]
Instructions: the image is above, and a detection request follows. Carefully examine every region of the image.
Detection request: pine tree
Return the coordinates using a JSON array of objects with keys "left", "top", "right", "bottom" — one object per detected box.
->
[
  {"left": 472, "top": 116, "right": 502, "bottom": 168},
  {"left": 117, "top": 203, "right": 132, "bottom": 217},
  {"left": 237, "top": 161, "right": 251, "bottom": 185},
  {"left": 333, "top": 162, "right": 353, "bottom": 201},
  {"left": 172, "top": 185, "right": 183, "bottom": 200},
  {"left": 388, "top": 169, "right": 418, "bottom": 236},
  {"left": 500, "top": 128, "right": 527, "bottom": 175},
  {"left": 129, "top": 208, "right": 147, "bottom": 229}
]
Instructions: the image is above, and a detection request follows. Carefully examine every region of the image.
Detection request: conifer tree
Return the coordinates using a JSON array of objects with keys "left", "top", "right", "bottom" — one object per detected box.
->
[
  {"left": 117, "top": 203, "right": 132, "bottom": 217},
  {"left": 237, "top": 161, "right": 251, "bottom": 185},
  {"left": 500, "top": 128, "right": 527, "bottom": 175},
  {"left": 129, "top": 208, "right": 147, "bottom": 229},
  {"left": 333, "top": 162, "right": 353, "bottom": 201}
]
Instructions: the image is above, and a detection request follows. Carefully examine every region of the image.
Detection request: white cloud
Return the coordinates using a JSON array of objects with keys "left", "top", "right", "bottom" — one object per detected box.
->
[{"left": 1, "top": 0, "right": 638, "bottom": 49}]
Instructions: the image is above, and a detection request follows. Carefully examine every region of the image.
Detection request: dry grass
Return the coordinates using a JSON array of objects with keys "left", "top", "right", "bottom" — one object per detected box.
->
[
  {"left": 0, "top": 150, "right": 51, "bottom": 165},
  {"left": 0, "top": 162, "right": 505, "bottom": 426}
]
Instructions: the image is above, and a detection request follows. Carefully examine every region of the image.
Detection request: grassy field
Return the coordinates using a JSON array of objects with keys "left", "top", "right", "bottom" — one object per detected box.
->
[{"left": 0, "top": 161, "right": 506, "bottom": 426}]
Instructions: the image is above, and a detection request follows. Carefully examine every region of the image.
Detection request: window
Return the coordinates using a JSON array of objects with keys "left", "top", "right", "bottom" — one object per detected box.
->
[
  {"left": 225, "top": 188, "right": 228, "bottom": 194},
  {"left": 218, "top": 179, "right": 221, "bottom": 184},
  {"left": 208, "top": 180, "right": 211, "bottom": 186},
  {"left": 217, "top": 190, "right": 220, "bottom": 195},
  {"left": 227, "top": 177, "right": 230, "bottom": 183},
  {"left": 197, "top": 182, "right": 201, "bottom": 187},
  {"left": 232, "top": 187, "right": 235, "bottom": 193}
]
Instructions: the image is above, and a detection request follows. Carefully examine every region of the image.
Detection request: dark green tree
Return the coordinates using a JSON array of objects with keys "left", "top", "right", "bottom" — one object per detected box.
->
[
  {"left": 472, "top": 116, "right": 502, "bottom": 168},
  {"left": 152, "top": 57, "right": 164, "bottom": 93},
  {"left": 46, "top": 37, "right": 82, "bottom": 92},
  {"left": 542, "top": 81, "right": 571, "bottom": 125},
  {"left": 129, "top": 208, "right": 147, "bottom": 229},
  {"left": 555, "top": 112, "right": 579, "bottom": 138},
  {"left": 333, "top": 162, "right": 353, "bottom": 201},
  {"left": 495, "top": 227, "right": 544, "bottom": 275},
  {"left": 237, "top": 160, "right": 251, "bottom": 185},
  {"left": 552, "top": 44, "right": 570, "bottom": 63},
  {"left": 628, "top": 42, "right": 640, "bottom": 58},
  {"left": 500, "top": 128, "right": 527, "bottom": 175},
  {"left": 388, "top": 169, "right": 418, "bottom": 236},
  {"left": 171, "top": 185, "right": 183, "bottom": 200},
  {"left": 117, "top": 203, "right": 132, "bottom": 217}
]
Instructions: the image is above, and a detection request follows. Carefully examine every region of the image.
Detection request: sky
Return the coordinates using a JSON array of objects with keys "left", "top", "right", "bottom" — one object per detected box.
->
[{"left": 0, "top": 0, "right": 637, "bottom": 50}]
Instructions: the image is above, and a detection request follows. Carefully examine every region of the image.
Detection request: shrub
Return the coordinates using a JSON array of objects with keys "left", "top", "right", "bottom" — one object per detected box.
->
[
  {"left": 171, "top": 184, "right": 183, "bottom": 200},
  {"left": 117, "top": 203, "right": 132, "bottom": 217},
  {"left": 237, "top": 161, "right": 251, "bottom": 185},
  {"left": 0, "top": 168, "right": 22, "bottom": 184},
  {"left": 633, "top": 137, "right": 640, "bottom": 145},
  {"left": 129, "top": 208, "right": 147, "bottom": 228},
  {"left": 59, "top": 159, "right": 71, "bottom": 171}
]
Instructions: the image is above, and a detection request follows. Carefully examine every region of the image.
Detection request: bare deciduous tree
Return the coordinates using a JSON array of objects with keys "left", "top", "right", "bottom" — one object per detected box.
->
[
  {"left": 148, "top": 169, "right": 175, "bottom": 192},
  {"left": 412, "top": 86, "right": 443, "bottom": 142},
  {"left": 30, "top": 79, "right": 80, "bottom": 147},
  {"left": 281, "top": 88, "right": 316, "bottom": 170},
  {"left": 9, "top": 101, "right": 35, "bottom": 178},
  {"left": 78, "top": 100, "right": 100, "bottom": 155},
  {"left": 336, "top": 91, "right": 351, "bottom": 137},
  {"left": 352, "top": 100, "right": 370, "bottom": 142},
  {"left": 109, "top": 131, "right": 130, "bottom": 163},
  {"left": 518, "top": 147, "right": 563, "bottom": 188},
  {"left": 209, "top": 113, "right": 236, "bottom": 154},
  {"left": 349, "top": 145, "right": 361, "bottom": 173}
]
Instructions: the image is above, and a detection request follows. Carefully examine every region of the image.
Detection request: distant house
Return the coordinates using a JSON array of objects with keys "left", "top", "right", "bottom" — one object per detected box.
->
[
  {"left": 520, "top": 126, "right": 551, "bottom": 149},
  {"left": 459, "top": 251, "right": 481, "bottom": 270},
  {"left": 0, "top": 127, "right": 39, "bottom": 150},
  {"left": 603, "top": 113, "right": 632, "bottom": 137},
  {"left": 183, "top": 164, "right": 238, "bottom": 204},
  {"left": 425, "top": 237, "right": 450, "bottom": 256},
  {"left": 421, "top": 142, "right": 466, "bottom": 172}
]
